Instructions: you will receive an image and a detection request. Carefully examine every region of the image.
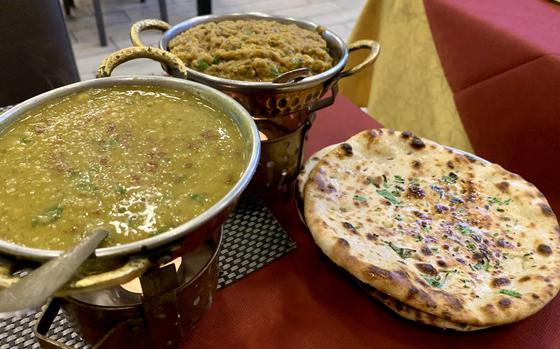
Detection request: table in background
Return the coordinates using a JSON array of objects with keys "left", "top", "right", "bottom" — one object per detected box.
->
[
  {"left": 341, "top": 0, "right": 560, "bottom": 213},
  {"left": 184, "top": 95, "right": 560, "bottom": 349}
]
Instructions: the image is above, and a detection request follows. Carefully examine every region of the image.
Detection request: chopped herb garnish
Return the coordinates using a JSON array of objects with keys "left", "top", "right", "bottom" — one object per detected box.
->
[
  {"left": 19, "top": 136, "right": 32, "bottom": 144},
  {"left": 422, "top": 275, "right": 442, "bottom": 288},
  {"left": 32, "top": 205, "right": 63, "bottom": 226},
  {"left": 106, "top": 138, "right": 119, "bottom": 147},
  {"left": 291, "top": 57, "right": 302, "bottom": 69},
  {"left": 497, "top": 208, "right": 505, "bottom": 212},
  {"left": 385, "top": 241, "right": 415, "bottom": 259},
  {"left": 196, "top": 59, "right": 209, "bottom": 71},
  {"left": 353, "top": 195, "right": 368, "bottom": 203},
  {"left": 467, "top": 242, "right": 476, "bottom": 250},
  {"left": 71, "top": 171, "right": 97, "bottom": 192},
  {"left": 211, "top": 56, "right": 221, "bottom": 65},
  {"left": 190, "top": 193, "right": 207, "bottom": 202},
  {"left": 116, "top": 185, "right": 127, "bottom": 194},
  {"left": 391, "top": 190, "right": 401, "bottom": 197},
  {"left": 472, "top": 260, "right": 491, "bottom": 272},
  {"left": 487, "top": 196, "right": 511, "bottom": 205},
  {"left": 270, "top": 66, "right": 280, "bottom": 77},
  {"left": 421, "top": 225, "right": 430, "bottom": 233},
  {"left": 394, "top": 175, "right": 405, "bottom": 184},
  {"left": 431, "top": 247, "right": 439, "bottom": 253},
  {"left": 499, "top": 289, "right": 522, "bottom": 298},
  {"left": 457, "top": 223, "right": 472, "bottom": 235},
  {"left": 376, "top": 189, "right": 400, "bottom": 205},
  {"left": 441, "top": 172, "right": 459, "bottom": 184},
  {"left": 395, "top": 214, "right": 403, "bottom": 221},
  {"left": 413, "top": 234, "right": 423, "bottom": 242},
  {"left": 101, "top": 138, "right": 119, "bottom": 151}
]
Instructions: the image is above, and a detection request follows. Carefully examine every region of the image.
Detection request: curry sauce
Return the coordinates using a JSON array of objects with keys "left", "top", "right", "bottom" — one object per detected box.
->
[{"left": 0, "top": 85, "right": 246, "bottom": 249}]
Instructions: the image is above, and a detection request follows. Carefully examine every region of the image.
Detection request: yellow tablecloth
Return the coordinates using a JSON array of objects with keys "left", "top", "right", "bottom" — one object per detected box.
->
[{"left": 340, "top": 0, "right": 472, "bottom": 152}]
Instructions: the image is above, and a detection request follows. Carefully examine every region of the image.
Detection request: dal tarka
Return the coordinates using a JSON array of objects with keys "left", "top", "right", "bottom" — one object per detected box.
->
[{"left": 0, "top": 85, "right": 246, "bottom": 249}]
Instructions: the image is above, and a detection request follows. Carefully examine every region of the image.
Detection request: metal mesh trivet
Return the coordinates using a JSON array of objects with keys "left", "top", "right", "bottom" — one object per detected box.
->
[{"left": 0, "top": 104, "right": 296, "bottom": 349}]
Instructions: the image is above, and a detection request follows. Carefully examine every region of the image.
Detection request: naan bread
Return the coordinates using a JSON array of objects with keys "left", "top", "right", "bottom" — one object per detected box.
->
[
  {"left": 296, "top": 144, "right": 339, "bottom": 206},
  {"left": 363, "top": 283, "right": 487, "bottom": 331},
  {"left": 304, "top": 129, "right": 560, "bottom": 326},
  {"left": 297, "top": 138, "right": 486, "bottom": 331}
]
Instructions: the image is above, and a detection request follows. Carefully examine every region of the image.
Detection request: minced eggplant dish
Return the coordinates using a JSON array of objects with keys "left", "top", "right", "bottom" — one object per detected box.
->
[
  {"left": 0, "top": 85, "right": 246, "bottom": 249},
  {"left": 168, "top": 19, "right": 334, "bottom": 82}
]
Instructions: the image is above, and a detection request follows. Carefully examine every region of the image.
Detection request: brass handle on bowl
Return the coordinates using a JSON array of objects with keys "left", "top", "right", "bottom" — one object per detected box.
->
[
  {"left": 0, "top": 256, "right": 150, "bottom": 295},
  {"left": 339, "top": 40, "right": 380, "bottom": 78},
  {"left": 62, "top": 257, "right": 150, "bottom": 295},
  {"left": 130, "top": 18, "right": 171, "bottom": 47},
  {"left": 96, "top": 46, "right": 188, "bottom": 79}
]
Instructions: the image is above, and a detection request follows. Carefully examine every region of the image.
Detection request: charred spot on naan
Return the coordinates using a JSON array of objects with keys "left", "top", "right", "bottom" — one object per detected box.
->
[
  {"left": 406, "top": 286, "right": 438, "bottom": 309},
  {"left": 342, "top": 221, "right": 358, "bottom": 235},
  {"left": 498, "top": 298, "right": 512, "bottom": 310},
  {"left": 495, "top": 181, "right": 510, "bottom": 193},
  {"left": 491, "top": 277, "right": 511, "bottom": 287},
  {"left": 337, "top": 237, "right": 350, "bottom": 248},
  {"left": 415, "top": 263, "right": 438, "bottom": 276},
  {"left": 537, "top": 243, "right": 553, "bottom": 256},
  {"left": 410, "top": 136, "right": 426, "bottom": 149},
  {"left": 366, "top": 265, "right": 393, "bottom": 281},
  {"left": 339, "top": 143, "right": 353, "bottom": 157},
  {"left": 538, "top": 203, "right": 554, "bottom": 217},
  {"left": 401, "top": 131, "right": 413, "bottom": 139},
  {"left": 412, "top": 160, "right": 422, "bottom": 169}
]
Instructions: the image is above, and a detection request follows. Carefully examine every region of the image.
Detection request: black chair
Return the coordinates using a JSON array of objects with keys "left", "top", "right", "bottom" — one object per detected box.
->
[
  {"left": 64, "top": 0, "right": 213, "bottom": 47},
  {"left": 0, "top": 0, "right": 80, "bottom": 106}
]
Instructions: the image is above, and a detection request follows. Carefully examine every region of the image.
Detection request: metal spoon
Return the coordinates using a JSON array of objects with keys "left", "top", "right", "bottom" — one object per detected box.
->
[
  {"left": 272, "top": 67, "right": 311, "bottom": 84},
  {"left": 0, "top": 229, "right": 108, "bottom": 318}
]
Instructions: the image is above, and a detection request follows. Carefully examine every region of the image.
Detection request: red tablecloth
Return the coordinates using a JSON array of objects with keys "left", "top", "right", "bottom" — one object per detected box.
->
[
  {"left": 184, "top": 96, "right": 560, "bottom": 349},
  {"left": 424, "top": 0, "right": 560, "bottom": 213}
]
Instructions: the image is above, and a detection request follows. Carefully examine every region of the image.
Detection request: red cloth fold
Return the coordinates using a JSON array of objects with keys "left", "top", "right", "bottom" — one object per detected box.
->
[{"left": 425, "top": 0, "right": 560, "bottom": 213}]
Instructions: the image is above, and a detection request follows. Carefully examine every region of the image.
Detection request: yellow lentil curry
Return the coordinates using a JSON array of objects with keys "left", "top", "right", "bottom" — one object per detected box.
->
[
  {"left": 168, "top": 19, "right": 334, "bottom": 82},
  {"left": 0, "top": 85, "right": 246, "bottom": 250}
]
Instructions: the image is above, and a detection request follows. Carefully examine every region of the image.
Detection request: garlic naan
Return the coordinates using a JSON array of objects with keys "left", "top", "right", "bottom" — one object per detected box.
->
[{"left": 304, "top": 129, "right": 560, "bottom": 326}]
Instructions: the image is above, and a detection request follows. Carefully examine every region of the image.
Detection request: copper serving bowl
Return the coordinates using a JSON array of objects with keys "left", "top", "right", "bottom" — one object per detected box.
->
[
  {"left": 129, "top": 12, "right": 380, "bottom": 118},
  {"left": 0, "top": 49, "right": 260, "bottom": 295},
  {"left": 34, "top": 229, "right": 223, "bottom": 348}
]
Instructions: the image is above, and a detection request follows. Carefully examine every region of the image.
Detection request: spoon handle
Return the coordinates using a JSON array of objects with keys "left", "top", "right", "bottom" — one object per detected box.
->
[{"left": 0, "top": 229, "right": 108, "bottom": 318}]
